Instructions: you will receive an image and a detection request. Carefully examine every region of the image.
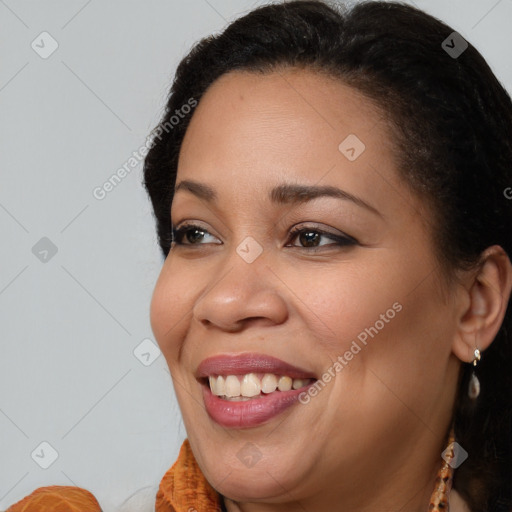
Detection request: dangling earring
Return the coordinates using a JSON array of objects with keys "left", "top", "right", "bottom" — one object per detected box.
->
[{"left": 468, "top": 348, "right": 481, "bottom": 400}]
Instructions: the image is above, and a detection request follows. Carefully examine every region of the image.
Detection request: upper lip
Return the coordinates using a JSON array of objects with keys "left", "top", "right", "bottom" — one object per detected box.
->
[{"left": 196, "top": 352, "right": 317, "bottom": 380}]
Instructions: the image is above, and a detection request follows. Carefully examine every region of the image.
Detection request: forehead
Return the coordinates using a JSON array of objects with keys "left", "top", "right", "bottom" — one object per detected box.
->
[
  {"left": 179, "top": 68, "right": 385, "bottom": 167},
  {"left": 175, "top": 68, "right": 416, "bottom": 222}
]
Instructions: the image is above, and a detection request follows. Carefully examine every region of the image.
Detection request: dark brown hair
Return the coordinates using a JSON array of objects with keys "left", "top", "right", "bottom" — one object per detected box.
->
[{"left": 143, "top": 2, "right": 512, "bottom": 510}]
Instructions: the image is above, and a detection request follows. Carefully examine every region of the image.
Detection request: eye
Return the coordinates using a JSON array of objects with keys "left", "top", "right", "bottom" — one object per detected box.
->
[
  {"left": 170, "top": 223, "right": 358, "bottom": 250},
  {"left": 171, "top": 223, "right": 220, "bottom": 246},
  {"left": 287, "top": 225, "right": 357, "bottom": 250}
]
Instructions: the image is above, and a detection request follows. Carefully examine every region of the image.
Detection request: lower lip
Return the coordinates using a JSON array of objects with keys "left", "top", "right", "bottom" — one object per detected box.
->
[{"left": 201, "top": 381, "right": 316, "bottom": 428}]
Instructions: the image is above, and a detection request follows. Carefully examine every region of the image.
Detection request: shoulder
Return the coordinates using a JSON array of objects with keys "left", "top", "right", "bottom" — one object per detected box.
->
[
  {"left": 5, "top": 440, "right": 214, "bottom": 512},
  {"left": 5, "top": 486, "right": 101, "bottom": 511}
]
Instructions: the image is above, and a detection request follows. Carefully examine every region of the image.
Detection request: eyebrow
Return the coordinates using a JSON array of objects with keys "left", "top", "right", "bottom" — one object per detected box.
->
[{"left": 174, "top": 179, "right": 382, "bottom": 217}]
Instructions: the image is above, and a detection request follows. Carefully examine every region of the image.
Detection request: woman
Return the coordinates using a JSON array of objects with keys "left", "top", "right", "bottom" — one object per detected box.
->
[{"left": 8, "top": 1, "right": 512, "bottom": 511}]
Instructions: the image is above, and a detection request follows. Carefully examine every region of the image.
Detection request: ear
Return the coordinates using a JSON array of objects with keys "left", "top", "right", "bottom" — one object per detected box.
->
[{"left": 452, "top": 245, "right": 512, "bottom": 363}]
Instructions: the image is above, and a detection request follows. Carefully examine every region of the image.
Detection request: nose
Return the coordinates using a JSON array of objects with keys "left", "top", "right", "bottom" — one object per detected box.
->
[{"left": 191, "top": 248, "right": 289, "bottom": 332}]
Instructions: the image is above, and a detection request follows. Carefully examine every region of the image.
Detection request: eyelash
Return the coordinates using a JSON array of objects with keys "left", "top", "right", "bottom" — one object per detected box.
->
[{"left": 170, "top": 223, "right": 357, "bottom": 251}]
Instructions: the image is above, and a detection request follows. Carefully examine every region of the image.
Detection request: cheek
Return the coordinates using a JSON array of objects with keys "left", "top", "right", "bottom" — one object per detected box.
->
[
  {"left": 288, "top": 256, "right": 450, "bottom": 386},
  {"left": 149, "top": 262, "right": 195, "bottom": 363},
  {"left": 281, "top": 262, "right": 401, "bottom": 355},
  {"left": 344, "top": 271, "right": 453, "bottom": 421}
]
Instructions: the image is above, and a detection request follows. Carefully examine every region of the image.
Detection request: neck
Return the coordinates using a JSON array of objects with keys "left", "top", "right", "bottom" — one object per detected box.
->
[
  {"left": 222, "top": 448, "right": 446, "bottom": 512},
  {"left": 224, "top": 489, "right": 470, "bottom": 512}
]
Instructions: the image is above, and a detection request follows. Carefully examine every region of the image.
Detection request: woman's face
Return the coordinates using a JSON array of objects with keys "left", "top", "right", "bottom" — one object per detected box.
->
[{"left": 150, "top": 69, "right": 462, "bottom": 507}]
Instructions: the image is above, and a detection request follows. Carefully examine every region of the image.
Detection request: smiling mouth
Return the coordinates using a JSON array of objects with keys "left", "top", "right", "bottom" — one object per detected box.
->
[{"left": 201, "top": 373, "right": 317, "bottom": 400}]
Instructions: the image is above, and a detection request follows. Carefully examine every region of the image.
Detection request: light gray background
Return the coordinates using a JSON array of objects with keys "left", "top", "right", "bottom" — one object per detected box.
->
[{"left": 1, "top": 1, "right": 511, "bottom": 511}]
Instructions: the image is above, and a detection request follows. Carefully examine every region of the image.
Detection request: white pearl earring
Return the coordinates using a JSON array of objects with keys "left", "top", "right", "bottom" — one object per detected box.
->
[{"left": 468, "top": 348, "right": 481, "bottom": 400}]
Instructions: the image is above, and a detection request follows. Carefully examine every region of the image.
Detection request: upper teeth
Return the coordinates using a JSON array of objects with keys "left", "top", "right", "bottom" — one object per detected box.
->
[{"left": 208, "top": 373, "right": 312, "bottom": 398}]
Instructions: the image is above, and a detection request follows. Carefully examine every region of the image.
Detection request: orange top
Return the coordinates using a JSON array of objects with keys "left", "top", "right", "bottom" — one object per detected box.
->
[
  {"left": 155, "top": 438, "right": 225, "bottom": 512},
  {"left": 6, "top": 439, "right": 226, "bottom": 512},
  {"left": 4, "top": 487, "right": 101, "bottom": 512}
]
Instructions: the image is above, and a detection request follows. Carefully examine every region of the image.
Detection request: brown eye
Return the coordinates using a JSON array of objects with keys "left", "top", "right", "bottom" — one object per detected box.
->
[
  {"left": 298, "top": 230, "right": 321, "bottom": 247},
  {"left": 288, "top": 226, "right": 357, "bottom": 250},
  {"left": 186, "top": 228, "right": 205, "bottom": 244},
  {"left": 171, "top": 224, "right": 220, "bottom": 245}
]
